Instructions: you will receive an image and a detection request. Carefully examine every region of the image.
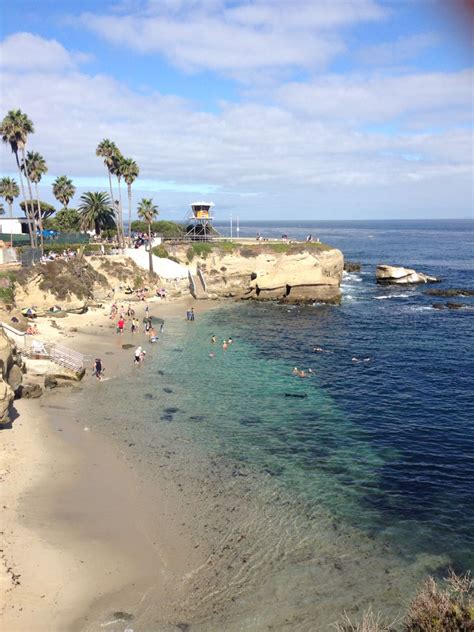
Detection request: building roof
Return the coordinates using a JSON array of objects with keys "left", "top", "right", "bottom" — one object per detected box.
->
[{"left": 190, "top": 201, "right": 214, "bottom": 207}]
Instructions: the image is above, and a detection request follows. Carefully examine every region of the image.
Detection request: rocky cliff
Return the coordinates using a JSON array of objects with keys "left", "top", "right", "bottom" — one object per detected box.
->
[
  {"left": 166, "top": 242, "right": 344, "bottom": 304},
  {"left": 0, "top": 330, "right": 23, "bottom": 425}
]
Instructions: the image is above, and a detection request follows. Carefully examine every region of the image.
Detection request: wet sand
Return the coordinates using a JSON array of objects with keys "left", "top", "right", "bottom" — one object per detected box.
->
[{"left": 0, "top": 297, "right": 221, "bottom": 632}]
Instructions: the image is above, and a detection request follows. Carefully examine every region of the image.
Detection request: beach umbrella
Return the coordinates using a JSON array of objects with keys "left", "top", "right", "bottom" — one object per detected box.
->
[{"left": 21, "top": 307, "right": 36, "bottom": 317}]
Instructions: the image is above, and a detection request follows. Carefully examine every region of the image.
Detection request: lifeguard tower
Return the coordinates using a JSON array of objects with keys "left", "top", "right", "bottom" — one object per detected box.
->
[{"left": 185, "top": 201, "right": 218, "bottom": 240}]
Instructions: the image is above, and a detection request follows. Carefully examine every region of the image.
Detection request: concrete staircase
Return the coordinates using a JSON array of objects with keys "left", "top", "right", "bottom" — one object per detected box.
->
[{"left": 189, "top": 268, "right": 208, "bottom": 299}]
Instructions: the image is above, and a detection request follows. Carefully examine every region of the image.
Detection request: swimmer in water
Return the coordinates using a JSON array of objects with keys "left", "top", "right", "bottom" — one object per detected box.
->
[
  {"left": 228, "top": 337, "right": 233, "bottom": 344},
  {"left": 209, "top": 352, "right": 216, "bottom": 358},
  {"left": 222, "top": 340, "right": 228, "bottom": 350},
  {"left": 211, "top": 335, "right": 216, "bottom": 344}
]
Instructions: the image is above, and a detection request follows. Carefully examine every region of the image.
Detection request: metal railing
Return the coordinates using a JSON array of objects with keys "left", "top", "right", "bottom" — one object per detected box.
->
[{"left": 0, "top": 322, "right": 85, "bottom": 373}]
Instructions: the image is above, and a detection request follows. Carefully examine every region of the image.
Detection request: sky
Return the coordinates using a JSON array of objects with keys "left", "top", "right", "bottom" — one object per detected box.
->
[{"left": 0, "top": 0, "right": 473, "bottom": 222}]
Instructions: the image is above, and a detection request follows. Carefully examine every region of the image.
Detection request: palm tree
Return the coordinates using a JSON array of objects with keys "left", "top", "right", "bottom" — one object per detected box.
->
[
  {"left": 23, "top": 151, "right": 47, "bottom": 251},
  {"left": 52, "top": 175, "right": 76, "bottom": 209},
  {"left": 96, "top": 139, "right": 123, "bottom": 244},
  {"left": 137, "top": 198, "right": 159, "bottom": 273},
  {"left": 0, "top": 109, "right": 36, "bottom": 246},
  {"left": 78, "top": 192, "right": 116, "bottom": 236},
  {"left": 110, "top": 151, "right": 126, "bottom": 247},
  {"left": 0, "top": 177, "right": 20, "bottom": 217},
  {"left": 120, "top": 157, "right": 139, "bottom": 243}
]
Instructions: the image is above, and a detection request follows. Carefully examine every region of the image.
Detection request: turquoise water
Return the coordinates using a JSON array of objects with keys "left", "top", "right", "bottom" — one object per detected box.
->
[{"left": 82, "top": 219, "right": 473, "bottom": 630}]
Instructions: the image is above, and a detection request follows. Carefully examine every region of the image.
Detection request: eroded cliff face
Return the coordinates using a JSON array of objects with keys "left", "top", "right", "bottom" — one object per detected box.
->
[
  {"left": 167, "top": 243, "right": 344, "bottom": 304},
  {"left": 0, "top": 331, "right": 23, "bottom": 425}
]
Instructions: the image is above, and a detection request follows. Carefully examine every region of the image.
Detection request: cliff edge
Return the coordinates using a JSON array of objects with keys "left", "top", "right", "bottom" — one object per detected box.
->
[{"left": 165, "top": 241, "right": 344, "bottom": 304}]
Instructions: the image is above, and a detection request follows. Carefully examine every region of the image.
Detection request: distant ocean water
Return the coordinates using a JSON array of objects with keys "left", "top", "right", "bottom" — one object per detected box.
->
[{"left": 83, "top": 219, "right": 474, "bottom": 630}]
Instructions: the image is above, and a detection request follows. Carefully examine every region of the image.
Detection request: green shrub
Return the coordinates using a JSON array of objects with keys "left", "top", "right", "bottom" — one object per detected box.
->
[
  {"left": 0, "top": 286, "right": 14, "bottom": 304},
  {"left": 186, "top": 247, "right": 195, "bottom": 262},
  {"left": 191, "top": 243, "right": 213, "bottom": 258},
  {"left": 131, "top": 220, "right": 184, "bottom": 238},
  {"left": 152, "top": 245, "right": 170, "bottom": 258}
]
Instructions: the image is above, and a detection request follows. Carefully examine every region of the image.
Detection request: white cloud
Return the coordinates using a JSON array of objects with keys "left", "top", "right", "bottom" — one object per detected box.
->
[
  {"left": 77, "top": 0, "right": 388, "bottom": 78},
  {"left": 276, "top": 70, "right": 473, "bottom": 123},
  {"left": 0, "top": 32, "right": 92, "bottom": 72},
  {"left": 0, "top": 33, "right": 471, "bottom": 219},
  {"left": 355, "top": 32, "right": 440, "bottom": 66}
]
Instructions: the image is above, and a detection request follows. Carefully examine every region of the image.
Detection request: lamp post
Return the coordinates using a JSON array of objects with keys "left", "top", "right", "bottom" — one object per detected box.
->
[{"left": 230, "top": 213, "right": 233, "bottom": 239}]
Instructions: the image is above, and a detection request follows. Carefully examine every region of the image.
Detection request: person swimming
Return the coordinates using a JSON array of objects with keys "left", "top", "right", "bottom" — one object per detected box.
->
[{"left": 211, "top": 335, "right": 216, "bottom": 343}]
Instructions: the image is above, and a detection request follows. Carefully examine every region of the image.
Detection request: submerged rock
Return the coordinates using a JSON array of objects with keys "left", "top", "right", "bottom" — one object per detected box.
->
[
  {"left": 344, "top": 261, "right": 361, "bottom": 273},
  {"left": 376, "top": 264, "right": 439, "bottom": 284},
  {"left": 432, "top": 302, "right": 468, "bottom": 310},
  {"left": 426, "top": 288, "right": 474, "bottom": 297}
]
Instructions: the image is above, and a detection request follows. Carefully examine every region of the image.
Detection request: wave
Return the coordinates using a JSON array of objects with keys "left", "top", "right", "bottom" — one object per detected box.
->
[{"left": 374, "top": 294, "right": 411, "bottom": 300}]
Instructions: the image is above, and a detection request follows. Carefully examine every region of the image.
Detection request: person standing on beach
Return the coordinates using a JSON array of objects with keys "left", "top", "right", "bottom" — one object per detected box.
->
[
  {"left": 117, "top": 317, "right": 125, "bottom": 334},
  {"left": 190, "top": 307, "right": 195, "bottom": 321},
  {"left": 92, "top": 359, "right": 104, "bottom": 381},
  {"left": 145, "top": 318, "right": 152, "bottom": 336}
]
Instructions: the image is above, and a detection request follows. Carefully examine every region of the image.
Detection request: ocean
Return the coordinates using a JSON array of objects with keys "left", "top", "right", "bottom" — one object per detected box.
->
[{"left": 82, "top": 219, "right": 473, "bottom": 630}]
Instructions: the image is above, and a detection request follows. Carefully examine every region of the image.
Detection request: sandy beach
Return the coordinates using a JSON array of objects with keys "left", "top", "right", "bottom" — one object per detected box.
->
[{"left": 0, "top": 296, "right": 221, "bottom": 632}]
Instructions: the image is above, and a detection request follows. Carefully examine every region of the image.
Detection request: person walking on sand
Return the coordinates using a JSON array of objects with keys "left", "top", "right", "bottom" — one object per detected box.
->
[
  {"left": 145, "top": 318, "right": 152, "bottom": 336},
  {"left": 190, "top": 307, "right": 195, "bottom": 321},
  {"left": 92, "top": 358, "right": 104, "bottom": 381},
  {"left": 134, "top": 346, "right": 143, "bottom": 364},
  {"left": 117, "top": 317, "right": 125, "bottom": 335}
]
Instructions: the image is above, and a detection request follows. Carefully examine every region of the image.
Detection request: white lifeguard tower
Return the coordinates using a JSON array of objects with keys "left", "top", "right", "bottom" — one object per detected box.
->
[{"left": 185, "top": 201, "right": 219, "bottom": 240}]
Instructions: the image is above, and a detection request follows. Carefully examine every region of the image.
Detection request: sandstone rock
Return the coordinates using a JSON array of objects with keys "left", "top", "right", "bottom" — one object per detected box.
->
[
  {"left": 44, "top": 375, "right": 58, "bottom": 389},
  {"left": 376, "top": 265, "right": 438, "bottom": 284},
  {"left": 19, "top": 383, "right": 43, "bottom": 399},
  {"left": 0, "top": 379, "right": 14, "bottom": 425},
  {"left": 7, "top": 364, "right": 23, "bottom": 393}
]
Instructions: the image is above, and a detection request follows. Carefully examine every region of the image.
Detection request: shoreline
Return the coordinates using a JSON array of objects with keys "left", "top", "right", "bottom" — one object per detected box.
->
[{"left": 0, "top": 295, "right": 221, "bottom": 632}]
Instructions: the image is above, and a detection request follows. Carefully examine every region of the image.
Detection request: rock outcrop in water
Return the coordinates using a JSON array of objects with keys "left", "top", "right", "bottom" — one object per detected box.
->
[
  {"left": 376, "top": 264, "right": 439, "bottom": 284},
  {"left": 426, "top": 288, "right": 474, "bottom": 297}
]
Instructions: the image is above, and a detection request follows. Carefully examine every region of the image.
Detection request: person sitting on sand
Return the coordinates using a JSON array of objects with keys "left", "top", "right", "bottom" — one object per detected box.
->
[{"left": 26, "top": 324, "right": 39, "bottom": 335}]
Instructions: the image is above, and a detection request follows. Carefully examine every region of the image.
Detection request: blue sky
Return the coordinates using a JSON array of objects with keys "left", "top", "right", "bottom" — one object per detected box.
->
[{"left": 1, "top": 0, "right": 472, "bottom": 221}]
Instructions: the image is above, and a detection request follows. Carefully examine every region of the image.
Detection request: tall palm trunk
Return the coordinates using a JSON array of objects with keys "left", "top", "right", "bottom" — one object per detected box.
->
[
  {"left": 34, "top": 181, "right": 44, "bottom": 252},
  {"left": 20, "top": 147, "right": 38, "bottom": 248},
  {"left": 14, "top": 151, "right": 35, "bottom": 247},
  {"left": 8, "top": 200, "right": 13, "bottom": 247},
  {"left": 107, "top": 169, "right": 119, "bottom": 244},
  {"left": 147, "top": 223, "right": 153, "bottom": 273},
  {"left": 116, "top": 175, "right": 125, "bottom": 248},
  {"left": 127, "top": 183, "right": 132, "bottom": 243}
]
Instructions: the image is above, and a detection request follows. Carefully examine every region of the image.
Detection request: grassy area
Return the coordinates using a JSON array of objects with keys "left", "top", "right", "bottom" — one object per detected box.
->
[
  {"left": 180, "top": 239, "right": 332, "bottom": 261},
  {"left": 0, "top": 270, "right": 18, "bottom": 305}
]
